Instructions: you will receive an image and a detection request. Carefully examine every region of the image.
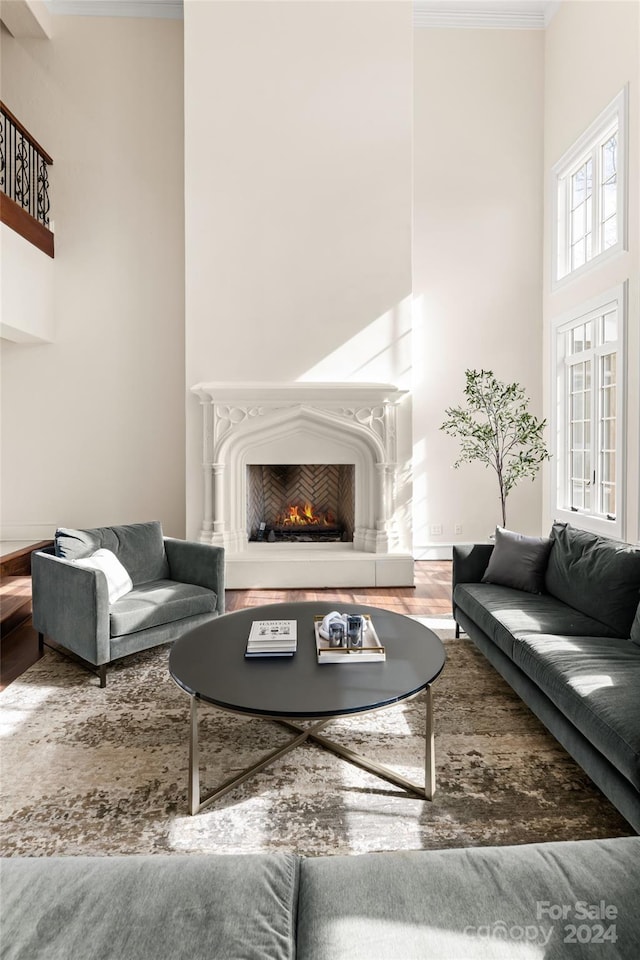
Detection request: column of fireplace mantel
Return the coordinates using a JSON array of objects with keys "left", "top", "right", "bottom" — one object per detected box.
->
[
  {"left": 210, "top": 463, "right": 226, "bottom": 545},
  {"left": 375, "top": 462, "right": 396, "bottom": 552},
  {"left": 199, "top": 398, "right": 214, "bottom": 542}
]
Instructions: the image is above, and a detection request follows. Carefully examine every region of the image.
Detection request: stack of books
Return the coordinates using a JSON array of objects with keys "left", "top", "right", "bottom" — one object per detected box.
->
[{"left": 245, "top": 619, "right": 298, "bottom": 658}]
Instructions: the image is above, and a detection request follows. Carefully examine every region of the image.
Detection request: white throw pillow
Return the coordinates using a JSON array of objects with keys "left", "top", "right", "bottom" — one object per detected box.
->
[{"left": 72, "top": 548, "right": 133, "bottom": 604}]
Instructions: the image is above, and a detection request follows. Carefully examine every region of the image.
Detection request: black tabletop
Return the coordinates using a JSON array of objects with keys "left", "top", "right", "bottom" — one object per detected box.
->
[{"left": 169, "top": 602, "right": 446, "bottom": 719}]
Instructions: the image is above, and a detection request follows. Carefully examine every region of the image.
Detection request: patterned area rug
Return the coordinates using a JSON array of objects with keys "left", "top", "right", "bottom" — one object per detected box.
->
[{"left": 1, "top": 619, "right": 633, "bottom": 857}]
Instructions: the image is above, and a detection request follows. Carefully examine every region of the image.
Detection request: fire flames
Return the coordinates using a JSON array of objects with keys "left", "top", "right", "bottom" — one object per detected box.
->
[{"left": 276, "top": 502, "right": 334, "bottom": 527}]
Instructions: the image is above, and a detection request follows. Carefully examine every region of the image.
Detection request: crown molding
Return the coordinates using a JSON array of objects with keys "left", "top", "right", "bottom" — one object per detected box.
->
[
  {"left": 414, "top": 1, "right": 558, "bottom": 30},
  {"left": 45, "top": 1, "right": 183, "bottom": 19},
  {"left": 46, "top": 0, "right": 560, "bottom": 29}
]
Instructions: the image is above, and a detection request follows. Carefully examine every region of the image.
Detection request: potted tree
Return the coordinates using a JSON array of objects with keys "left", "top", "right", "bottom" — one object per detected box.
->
[{"left": 440, "top": 369, "right": 550, "bottom": 527}]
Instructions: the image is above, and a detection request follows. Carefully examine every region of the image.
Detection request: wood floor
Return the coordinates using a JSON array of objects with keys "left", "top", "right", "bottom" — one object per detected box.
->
[{"left": 0, "top": 561, "right": 453, "bottom": 691}]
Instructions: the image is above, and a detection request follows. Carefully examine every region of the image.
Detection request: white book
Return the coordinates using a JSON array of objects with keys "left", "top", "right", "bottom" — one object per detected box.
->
[
  {"left": 245, "top": 619, "right": 298, "bottom": 658},
  {"left": 248, "top": 620, "right": 297, "bottom": 642}
]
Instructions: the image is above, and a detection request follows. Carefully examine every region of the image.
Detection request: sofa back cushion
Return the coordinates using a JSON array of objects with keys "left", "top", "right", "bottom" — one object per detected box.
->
[
  {"left": 545, "top": 522, "right": 640, "bottom": 637},
  {"left": 55, "top": 521, "right": 170, "bottom": 586}
]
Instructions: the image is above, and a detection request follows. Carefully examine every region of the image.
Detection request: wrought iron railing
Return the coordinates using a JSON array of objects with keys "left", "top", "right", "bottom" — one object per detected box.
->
[{"left": 0, "top": 101, "right": 53, "bottom": 256}]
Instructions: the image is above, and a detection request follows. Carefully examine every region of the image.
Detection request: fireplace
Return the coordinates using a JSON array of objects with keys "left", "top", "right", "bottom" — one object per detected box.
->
[
  {"left": 190, "top": 382, "right": 413, "bottom": 588},
  {"left": 247, "top": 464, "right": 355, "bottom": 542}
]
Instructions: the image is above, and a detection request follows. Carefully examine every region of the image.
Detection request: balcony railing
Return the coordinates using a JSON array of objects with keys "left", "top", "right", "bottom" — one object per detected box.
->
[{"left": 0, "top": 102, "right": 54, "bottom": 257}]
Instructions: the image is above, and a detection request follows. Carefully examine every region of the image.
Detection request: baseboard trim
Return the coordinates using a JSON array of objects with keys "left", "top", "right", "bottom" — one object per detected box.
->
[{"left": 1, "top": 524, "right": 57, "bottom": 542}]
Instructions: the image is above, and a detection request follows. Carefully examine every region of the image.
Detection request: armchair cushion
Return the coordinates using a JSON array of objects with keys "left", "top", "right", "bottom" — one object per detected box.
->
[
  {"left": 109, "top": 580, "right": 217, "bottom": 638},
  {"left": 71, "top": 549, "right": 133, "bottom": 604},
  {"left": 55, "top": 521, "right": 170, "bottom": 586}
]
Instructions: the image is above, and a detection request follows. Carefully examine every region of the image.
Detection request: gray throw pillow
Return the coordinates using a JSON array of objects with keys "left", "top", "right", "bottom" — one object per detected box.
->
[
  {"left": 482, "top": 526, "right": 553, "bottom": 594},
  {"left": 631, "top": 603, "right": 640, "bottom": 646}
]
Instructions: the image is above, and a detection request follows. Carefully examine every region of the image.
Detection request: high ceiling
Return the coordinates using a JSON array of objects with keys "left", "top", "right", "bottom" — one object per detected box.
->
[{"left": 44, "top": 1, "right": 560, "bottom": 30}]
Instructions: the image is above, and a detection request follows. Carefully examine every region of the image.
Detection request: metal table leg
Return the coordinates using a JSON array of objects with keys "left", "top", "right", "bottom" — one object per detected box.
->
[{"left": 186, "top": 687, "right": 436, "bottom": 813}]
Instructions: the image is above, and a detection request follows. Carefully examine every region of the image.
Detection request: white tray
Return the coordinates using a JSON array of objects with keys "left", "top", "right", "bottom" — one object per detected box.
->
[{"left": 314, "top": 614, "right": 386, "bottom": 664}]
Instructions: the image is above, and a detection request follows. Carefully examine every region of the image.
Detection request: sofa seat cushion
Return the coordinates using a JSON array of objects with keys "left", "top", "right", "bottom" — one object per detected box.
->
[
  {"left": 110, "top": 580, "right": 217, "bottom": 638},
  {"left": 513, "top": 634, "right": 640, "bottom": 790},
  {"left": 453, "top": 583, "right": 618, "bottom": 658}
]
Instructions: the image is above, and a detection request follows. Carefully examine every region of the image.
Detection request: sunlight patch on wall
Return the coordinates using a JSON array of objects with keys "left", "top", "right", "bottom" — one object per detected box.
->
[{"left": 298, "top": 297, "right": 412, "bottom": 389}]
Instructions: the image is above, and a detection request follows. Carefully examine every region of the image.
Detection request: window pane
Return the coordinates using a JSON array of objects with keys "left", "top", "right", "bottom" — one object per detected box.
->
[
  {"left": 586, "top": 157, "right": 593, "bottom": 194},
  {"left": 602, "top": 311, "right": 617, "bottom": 343},
  {"left": 602, "top": 134, "right": 617, "bottom": 181},
  {"left": 571, "top": 391, "right": 584, "bottom": 420},
  {"left": 571, "top": 202, "right": 585, "bottom": 242},
  {"left": 586, "top": 195, "right": 592, "bottom": 233},
  {"left": 571, "top": 363, "right": 585, "bottom": 391},
  {"left": 603, "top": 214, "right": 617, "bottom": 249},
  {"left": 572, "top": 240, "right": 586, "bottom": 269},
  {"left": 571, "top": 481, "right": 584, "bottom": 509},
  {"left": 602, "top": 385, "right": 616, "bottom": 419},
  {"left": 602, "top": 181, "right": 616, "bottom": 220},
  {"left": 571, "top": 327, "right": 584, "bottom": 353},
  {"left": 602, "top": 418, "right": 616, "bottom": 450},
  {"left": 571, "top": 451, "right": 584, "bottom": 478},
  {"left": 602, "top": 352, "right": 616, "bottom": 384},
  {"left": 572, "top": 420, "right": 584, "bottom": 448},
  {"left": 602, "top": 453, "right": 616, "bottom": 483},
  {"left": 602, "top": 483, "right": 615, "bottom": 516},
  {"left": 571, "top": 166, "right": 585, "bottom": 206}
]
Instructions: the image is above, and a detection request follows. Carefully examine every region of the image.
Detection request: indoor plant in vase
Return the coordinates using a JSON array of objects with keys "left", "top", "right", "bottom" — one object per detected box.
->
[{"left": 440, "top": 369, "right": 550, "bottom": 528}]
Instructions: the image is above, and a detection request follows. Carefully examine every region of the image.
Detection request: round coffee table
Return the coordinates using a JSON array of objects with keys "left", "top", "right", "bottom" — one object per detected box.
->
[{"left": 169, "top": 601, "right": 446, "bottom": 814}]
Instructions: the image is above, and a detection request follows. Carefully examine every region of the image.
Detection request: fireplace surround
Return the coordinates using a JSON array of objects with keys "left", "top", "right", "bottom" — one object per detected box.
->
[{"left": 190, "top": 382, "right": 413, "bottom": 587}]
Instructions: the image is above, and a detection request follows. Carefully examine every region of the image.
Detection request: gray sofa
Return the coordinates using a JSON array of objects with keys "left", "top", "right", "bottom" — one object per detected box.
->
[
  {"left": 32, "top": 521, "right": 225, "bottom": 686},
  {"left": 2, "top": 836, "right": 638, "bottom": 959},
  {"left": 453, "top": 522, "right": 640, "bottom": 833}
]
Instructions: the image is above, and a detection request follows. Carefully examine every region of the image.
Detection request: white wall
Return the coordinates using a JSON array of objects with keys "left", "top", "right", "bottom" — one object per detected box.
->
[
  {"left": 0, "top": 223, "right": 54, "bottom": 342},
  {"left": 0, "top": 16, "right": 185, "bottom": 540},
  {"left": 413, "top": 27, "right": 545, "bottom": 551},
  {"left": 184, "top": 0, "right": 413, "bottom": 540},
  {"left": 542, "top": 0, "right": 640, "bottom": 544}
]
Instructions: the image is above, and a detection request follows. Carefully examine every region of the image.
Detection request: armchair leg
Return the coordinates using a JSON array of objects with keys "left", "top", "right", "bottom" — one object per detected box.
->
[
  {"left": 455, "top": 622, "right": 460, "bottom": 638},
  {"left": 38, "top": 632, "right": 45, "bottom": 653},
  {"left": 98, "top": 665, "right": 107, "bottom": 688}
]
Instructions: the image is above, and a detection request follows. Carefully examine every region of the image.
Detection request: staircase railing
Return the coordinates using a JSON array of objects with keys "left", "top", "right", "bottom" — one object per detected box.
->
[{"left": 0, "top": 102, "right": 54, "bottom": 257}]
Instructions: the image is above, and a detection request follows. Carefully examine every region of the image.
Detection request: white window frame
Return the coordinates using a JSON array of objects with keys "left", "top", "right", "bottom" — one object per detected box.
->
[
  {"left": 550, "top": 283, "right": 627, "bottom": 540},
  {"left": 551, "top": 87, "right": 628, "bottom": 290}
]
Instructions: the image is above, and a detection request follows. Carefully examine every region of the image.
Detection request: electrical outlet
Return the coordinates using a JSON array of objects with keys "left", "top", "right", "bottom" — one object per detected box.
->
[
  {"left": 430, "top": 524, "right": 443, "bottom": 536},
  {"left": 454, "top": 524, "right": 463, "bottom": 535}
]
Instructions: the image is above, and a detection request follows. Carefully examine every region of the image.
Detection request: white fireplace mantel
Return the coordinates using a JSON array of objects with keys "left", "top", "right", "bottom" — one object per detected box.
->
[{"left": 190, "top": 381, "right": 413, "bottom": 587}]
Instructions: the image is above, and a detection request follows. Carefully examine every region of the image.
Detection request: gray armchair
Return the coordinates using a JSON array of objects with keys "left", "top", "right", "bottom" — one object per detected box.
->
[{"left": 32, "top": 521, "right": 224, "bottom": 687}]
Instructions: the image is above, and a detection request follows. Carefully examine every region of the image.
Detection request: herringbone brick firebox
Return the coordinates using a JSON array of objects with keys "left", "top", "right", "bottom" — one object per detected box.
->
[{"left": 247, "top": 464, "right": 355, "bottom": 541}]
